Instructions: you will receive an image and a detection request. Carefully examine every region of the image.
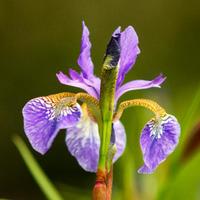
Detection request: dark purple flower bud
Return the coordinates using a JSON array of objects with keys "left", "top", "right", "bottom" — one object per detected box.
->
[{"left": 105, "top": 32, "right": 121, "bottom": 67}]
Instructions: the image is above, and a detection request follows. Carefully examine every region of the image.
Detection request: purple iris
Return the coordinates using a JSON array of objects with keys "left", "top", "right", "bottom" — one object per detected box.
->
[{"left": 23, "top": 21, "right": 180, "bottom": 174}]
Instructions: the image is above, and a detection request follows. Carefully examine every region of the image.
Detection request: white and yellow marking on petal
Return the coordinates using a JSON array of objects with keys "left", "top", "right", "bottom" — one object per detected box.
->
[{"left": 35, "top": 92, "right": 77, "bottom": 120}]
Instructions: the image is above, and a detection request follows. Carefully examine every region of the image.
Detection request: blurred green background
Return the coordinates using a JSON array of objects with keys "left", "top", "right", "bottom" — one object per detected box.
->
[{"left": 1, "top": 0, "right": 200, "bottom": 199}]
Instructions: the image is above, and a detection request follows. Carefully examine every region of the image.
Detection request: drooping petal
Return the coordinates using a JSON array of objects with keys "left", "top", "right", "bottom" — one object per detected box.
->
[
  {"left": 138, "top": 114, "right": 180, "bottom": 174},
  {"left": 113, "top": 121, "right": 126, "bottom": 162},
  {"left": 77, "top": 21, "right": 94, "bottom": 79},
  {"left": 22, "top": 93, "right": 82, "bottom": 154},
  {"left": 66, "top": 104, "right": 100, "bottom": 172},
  {"left": 56, "top": 71, "right": 99, "bottom": 98},
  {"left": 117, "top": 26, "right": 140, "bottom": 87},
  {"left": 115, "top": 74, "right": 166, "bottom": 102}
]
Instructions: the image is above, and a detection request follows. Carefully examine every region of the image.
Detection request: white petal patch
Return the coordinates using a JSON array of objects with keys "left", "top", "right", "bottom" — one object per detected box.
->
[
  {"left": 66, "top": 104, "right": 100, "bottom": 172},
  {"left": 113, "top": 121, "right": 126, "bottom": 162}
]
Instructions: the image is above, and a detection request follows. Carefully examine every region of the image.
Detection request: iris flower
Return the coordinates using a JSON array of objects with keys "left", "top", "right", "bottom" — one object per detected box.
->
[{"left": 23, "top": 22, "right": 180, "bottom": 174}]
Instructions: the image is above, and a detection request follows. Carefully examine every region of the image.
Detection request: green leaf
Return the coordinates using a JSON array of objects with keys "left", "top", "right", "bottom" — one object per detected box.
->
[
  {"left": 13, "top": 135, "right": 64, "bottom": 200},
  {"left": 58, "top": 183, "right": 90, "bottom": 200},
  {"left": 156, "top": 86, "right": 200, "bottom": 200},
  {"left": 181, "top": 122, "right": 200, "bottom": 162},
  {"left": 169, "top": 85, "right": 200, "bottom": 174},
  {"left": 181, "top": 84, "right": 200, "bottom": 141},
  {"left": 164, "top": 151, "right": 200, "bottom": 200}
]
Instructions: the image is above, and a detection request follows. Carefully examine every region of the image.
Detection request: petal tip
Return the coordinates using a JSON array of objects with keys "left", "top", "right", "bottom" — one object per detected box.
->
[
  {"left": 56, "top": 71, "right": 69, "bottom": 84},
  {"left": 153, "top": 73, "right": 167, "bottom": 86},
  {"left": 81, "top": 20, "right": 89, "bottom": 36},
  {"left": 82, "top": 20, "right": 85, "bottom": 26},
  {"left": 56, "top": 71, "right": 65, "bottom": 77},
  {"left": 112, "top": 26, "right": 121, "bottom": 37},
  {"left": 33, "top": 145, "right": 48, "bottom": 155},
  {"left": 137, "top": 164, "right": 154, "bottom": 174}
]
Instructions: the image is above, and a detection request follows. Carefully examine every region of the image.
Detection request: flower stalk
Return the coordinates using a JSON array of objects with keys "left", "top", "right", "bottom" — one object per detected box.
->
[
  {"left": 98, "top": 33, "right": 120, "bottom": 172},
  {"left": 92, "top": 166, "right": 113, "bottom": 200},
  {"left": 93, "top": 33, "right": 120, "bottom": 199},
  {"left": 92, "top": 170, "right": 107, "bottom": 200}
]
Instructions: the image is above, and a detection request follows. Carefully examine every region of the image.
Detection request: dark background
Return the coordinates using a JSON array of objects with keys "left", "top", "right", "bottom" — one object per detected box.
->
[{"left": 0, "top": 0, "right": 200, "bottom": 199}]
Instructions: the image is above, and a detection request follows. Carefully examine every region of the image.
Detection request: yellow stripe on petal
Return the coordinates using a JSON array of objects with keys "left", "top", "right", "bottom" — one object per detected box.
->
[{"left": 113, "top": 98, "right": 166, "bottom": 121}]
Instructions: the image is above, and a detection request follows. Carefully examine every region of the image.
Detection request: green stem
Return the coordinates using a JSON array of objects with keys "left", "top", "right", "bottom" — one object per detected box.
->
[
  {"left": 93, "top": 31, "right": 120, "bottom": 200},
  {"left": 98, "top": 120, "right": 113, "bottom": 171},
  {"left": 98, "top": 34, "right": 120, "bottom": 172},
  {"left": 13, "top": 135, "right": 64, "bottom": 200}
]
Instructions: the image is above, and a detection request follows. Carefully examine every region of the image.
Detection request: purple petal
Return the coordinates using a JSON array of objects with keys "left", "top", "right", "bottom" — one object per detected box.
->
[
  {"left": 56, "top": 71, "right": 99, "bottom": 98},
  {"left": 115, "top": 74, "right": 166, "bottom": 102},
  {"left": 117, "top": 26, "right": 140, "bottom": 87},
  {"left": 57, "top": 22, "right": 101, "bottom": 98},
  {"left": 69, "top": 68, "right": 82, "bottom": 80},
  {"left": 77, "top": 21, "right": 94, "bottom": 79},
  {"left": 81, "top": 75, "right": 101, "bottom": 98},
  {"left": 66, "top": 104, "right": 100, "bottom": 172},
  {"left": 138, "top": 114, "right": 181, "bottom": 174},
  {"left": 22, "top": 93, "right": 82, "bottom": 154},
  {"left": 113, "top": 121, "right": 126, "bottom": 162}
]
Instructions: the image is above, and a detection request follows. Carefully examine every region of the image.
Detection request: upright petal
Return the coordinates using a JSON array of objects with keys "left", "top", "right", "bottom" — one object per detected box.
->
[
  {"left": 115, "top": 74, "right": 166, "bottom": 102},
  {"left": 112, "top": 121, "right": 126, "bottom": 162},
  {"left": 77, "top": 21, "right": 94, "bottom": 79},
  {"left": 117, "top": 26, "right": 140, "bottom": 87},
  {"left": 56, "top": 71, "right": 99, "bottom": 98},
  {"left": 66, "top": 104, "right": 100, "bottom": 172},
  {"left": 23, "top": 93, "right": 82, "bottom": 154},
  {"left": 138, "top": 114, "right": 180, "bottom": 174},
  {"left": 57, "top": 22, "right": 101, "bottom": 98}
]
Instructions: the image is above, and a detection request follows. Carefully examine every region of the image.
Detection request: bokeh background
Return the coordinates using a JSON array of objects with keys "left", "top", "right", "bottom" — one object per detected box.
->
[{"left": 1, "top": 0, "right": 200, "bottom": 199}]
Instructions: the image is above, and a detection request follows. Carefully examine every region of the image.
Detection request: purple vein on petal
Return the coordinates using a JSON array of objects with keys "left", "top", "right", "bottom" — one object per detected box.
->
[
  {"left": 56, "top": 71, "right": 99, "bottom": 98},
  {"left": 22, "top": 93, "right": 82, "bottom": 154},
  {"left": 138, "top": 114, "right": 180, "bottom": 174}
]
